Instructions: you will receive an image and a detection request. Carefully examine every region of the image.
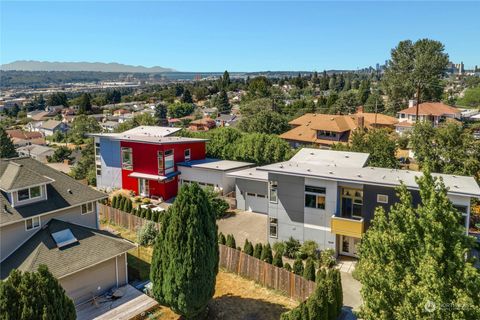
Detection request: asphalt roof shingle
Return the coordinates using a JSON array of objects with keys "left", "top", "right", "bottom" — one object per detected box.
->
[
  {"left": 0, "top": 157, "right": 106, "bottom": 225},
  {"left": 0, "top": 219, "right": 135, "bottom": 279},
  {"left": 0, "top": 161, "right": 53, "bottom": 191}
]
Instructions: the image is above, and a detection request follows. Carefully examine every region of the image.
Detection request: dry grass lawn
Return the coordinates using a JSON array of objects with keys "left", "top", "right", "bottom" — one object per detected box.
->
[{"left": 102, "top": 222, "right": 298, "bottom": 320}]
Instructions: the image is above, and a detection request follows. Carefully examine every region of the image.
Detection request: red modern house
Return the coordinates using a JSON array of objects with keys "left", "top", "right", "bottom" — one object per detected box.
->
[{"left": 91, "top": 126, "right": 207, "bottom": 201}]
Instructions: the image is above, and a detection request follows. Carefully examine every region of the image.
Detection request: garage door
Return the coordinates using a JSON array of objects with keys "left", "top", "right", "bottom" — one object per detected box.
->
[{"left": 245, "top": 192, "right": 268, "bottom": 214}]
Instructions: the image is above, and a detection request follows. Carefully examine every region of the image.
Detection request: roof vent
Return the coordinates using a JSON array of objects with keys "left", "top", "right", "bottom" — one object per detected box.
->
[
  {"left": 345, "top": 155, "right": 349, "bottom": 158},
  {"left": 382, "top": 175, "right": 386, "bottom": 179},
  {"left": 279, "top": 164, "right": 284, "bottom": 168},
  {"left": 67, "top": 189, "right": 73, "bottom": 194},
  {"left": 357, "top": 174, "right": 361, "bottom": 177},
  {"left": 307, "top": 168, "right": 311, "bottom": 172},
  {"left": 329, "top": 171, "right": 334, "bottom": 174}
]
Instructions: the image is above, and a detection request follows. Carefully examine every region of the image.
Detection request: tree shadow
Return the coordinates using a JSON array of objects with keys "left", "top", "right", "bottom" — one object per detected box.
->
[{"left": 208, "top": 293, "right": 291, "bottom": 320}]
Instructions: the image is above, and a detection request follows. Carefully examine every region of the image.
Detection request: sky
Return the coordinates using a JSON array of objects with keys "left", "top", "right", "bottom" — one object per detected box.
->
[{"left": 1, "top": 1, "right": 479, "bottom": 72}]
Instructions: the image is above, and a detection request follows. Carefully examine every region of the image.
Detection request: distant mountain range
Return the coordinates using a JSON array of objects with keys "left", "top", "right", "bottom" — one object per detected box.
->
[{"left": 0, "top": 60, "right": 176, "bottom": 73}]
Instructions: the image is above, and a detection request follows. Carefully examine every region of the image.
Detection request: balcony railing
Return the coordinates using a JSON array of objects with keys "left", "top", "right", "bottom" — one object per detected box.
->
[{"left": 330, "top": 215, "right": 365, "bottom": 238}]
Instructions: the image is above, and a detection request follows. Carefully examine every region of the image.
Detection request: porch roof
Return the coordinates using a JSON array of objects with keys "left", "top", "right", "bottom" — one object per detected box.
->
[{"left": 128, "top": 171, "right": 179, "bottom": 181}]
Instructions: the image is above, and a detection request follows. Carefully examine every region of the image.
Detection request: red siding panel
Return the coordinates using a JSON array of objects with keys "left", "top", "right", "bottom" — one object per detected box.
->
[{"left": 119, "top": 140, "right": 205, "bottom": 200}]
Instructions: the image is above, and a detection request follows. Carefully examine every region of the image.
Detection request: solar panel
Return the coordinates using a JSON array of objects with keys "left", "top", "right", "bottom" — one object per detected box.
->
[{"left": 51, "top": 229, "right": 78, "bottom": 248}]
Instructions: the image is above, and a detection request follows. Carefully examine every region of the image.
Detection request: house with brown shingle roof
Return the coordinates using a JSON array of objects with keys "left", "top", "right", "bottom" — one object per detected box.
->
[
  {"left": 395, "top": 101, "right": 461, "bottom": 134},
  {"left": 280, "top": 112, "right": 397, "bottom": 148}
]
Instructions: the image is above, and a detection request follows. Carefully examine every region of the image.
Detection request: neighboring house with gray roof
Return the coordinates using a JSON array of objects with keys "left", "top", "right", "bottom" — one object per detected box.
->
[
  {"left": 39, "top": 119, "right": 69, "bottom": 136},
  {"left": 0, "top": 157, "right": 135, "bottom": 305},
  {"left": 17, "top": 144, "right": 55, "bottom": 163}
]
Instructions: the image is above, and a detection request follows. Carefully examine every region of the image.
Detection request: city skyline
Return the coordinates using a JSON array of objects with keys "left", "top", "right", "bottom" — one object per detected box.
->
[{"left": 1, "top": 1, "right": 479, "bottom": 72}]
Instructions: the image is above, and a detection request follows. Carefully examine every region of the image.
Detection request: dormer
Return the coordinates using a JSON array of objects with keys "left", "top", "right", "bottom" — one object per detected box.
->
[{"left": 0, "top": 161, "right": 54, "bottom": 207}]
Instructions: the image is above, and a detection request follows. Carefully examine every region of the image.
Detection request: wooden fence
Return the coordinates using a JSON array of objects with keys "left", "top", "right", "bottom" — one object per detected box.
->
[
  {"left": 219, "top": 244, "right": 316, "bottom": 301},
  {"left": 98, "top": 203, "right": 160, "bottom": 231}
]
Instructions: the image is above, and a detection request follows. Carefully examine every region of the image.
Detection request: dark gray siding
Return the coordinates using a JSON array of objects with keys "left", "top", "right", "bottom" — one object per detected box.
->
[
  {"left": 362, "top": 184, "right": 421, "bottom": 227},
  {"left": 236, "top": 179, "right": 267, "bottom": 195},
  {"left": 272, "top": 173, "right": 305, "bottom": 224}
]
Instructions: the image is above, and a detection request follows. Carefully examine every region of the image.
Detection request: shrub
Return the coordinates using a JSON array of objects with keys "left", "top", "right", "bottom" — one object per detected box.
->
[
  {"left": 303, "top": 258, "right": 316, "bottom": 281},
  {"left": 272, "top": 241, "right": 286, "bottom": 256},
  {"left": 319, "top": 249, "right": 336, "bottom": 268},
  {"left": 284, "top": 237, "right": 301, "bottom": 258},
  {"left": 151, "top": 211, "right": 158, "bottom": 222},
  {"left": 118, "top": 196, "right": 126, "bottom": 211},
  {"left": 146, "top": 208, "right": 152, "bottom": 220},
  {"left": 397, "top": 134, "right": 409, "bottom": 149},
  {"left": 293, "top": 258, "right": 304, "bottom": 275},
  {"left": 226, "top": 234, "right": 236, "bottom": 248},
  {"left": 142, "top": 197, "right": 151, "bottom": 204},
  {"left": 272, "top": 251, "right": 283, "bottom": 267},
  {"left": 284, "top": 262, "right": 292, "bottom": 272},
  {"left": 111, "top": 195, "right": 118, "bottom": 208},
  {"left": 261, "top": 243, "right": 273, "bottom": 264},
  {"left": 243, "top": 239, "right": 254, "bottom": 256},
  {"left": 204, "top": 188, "right": 230, "bottom": 219},
  {"left": 299, "top": 240, "right": 319, "bottom": 259},
  {"left": 137, "top": 221, "right": 158, "bottom": 246},
  {"left": 253, "top": 243, "right": 263, "bottom": 259},
  {"left": 218, "top": 232, "right": 226, "bottom": 245}
]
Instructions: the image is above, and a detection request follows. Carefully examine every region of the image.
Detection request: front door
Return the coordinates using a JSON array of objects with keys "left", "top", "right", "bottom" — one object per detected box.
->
[
  {"left": 340, "top": 236, "right": 360, "bottom": 258},
  {"left": 138, "top": 179, "right": 149, "bottom": 197}
]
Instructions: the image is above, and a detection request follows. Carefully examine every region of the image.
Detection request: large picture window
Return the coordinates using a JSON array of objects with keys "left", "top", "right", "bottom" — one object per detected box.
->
[
  {"left": 121, "top": 147, "right": 133, "bottom": 170},
  {"left": 341, "top": 188, "right": 363, "bottom": 219},
  {"left": 17, "top": 186, "right": 42, "bottom": 202},
  {"left": 269, "top": 181, "right": 278, "bottom": 203},
  {"left": 164, "top": 149, "right": 174, "bottom": 174},
  {"left": 304, "top": 185, "right": 326, "bottom": 209}
]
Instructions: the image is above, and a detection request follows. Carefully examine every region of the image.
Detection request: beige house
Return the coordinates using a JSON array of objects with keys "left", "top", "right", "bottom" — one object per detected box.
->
[{"left": 0, "top": 157, "right": 135, "bottom": 305}]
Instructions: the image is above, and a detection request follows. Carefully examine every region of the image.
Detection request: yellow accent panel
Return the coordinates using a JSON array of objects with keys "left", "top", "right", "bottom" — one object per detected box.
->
[{"left": 331, "top": 216, "right": 364, "bottom": 238}]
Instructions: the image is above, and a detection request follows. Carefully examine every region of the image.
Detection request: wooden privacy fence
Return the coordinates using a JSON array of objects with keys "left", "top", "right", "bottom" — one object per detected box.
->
[
  {"left": 219, "top": 244, "right": 316, "bottom": 301},
  {"left": 98, "top": 203, "right": 160, "bottom": 231}
]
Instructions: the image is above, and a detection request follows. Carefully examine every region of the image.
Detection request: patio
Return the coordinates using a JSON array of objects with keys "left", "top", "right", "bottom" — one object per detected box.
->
[{"left": 76, "top": 285, "right": 158, "bottom": 320}]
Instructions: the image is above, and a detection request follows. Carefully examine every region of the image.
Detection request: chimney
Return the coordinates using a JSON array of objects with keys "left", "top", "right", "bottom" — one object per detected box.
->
[
  {"left": 408, "top": 99, "right": 417, "bottom": 108},
  {"left": 356, "top": 115, "right": 364, "bottom": 129}
]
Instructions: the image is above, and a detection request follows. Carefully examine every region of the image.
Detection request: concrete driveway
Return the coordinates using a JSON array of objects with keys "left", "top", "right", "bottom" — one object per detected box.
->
[{"left": 217, "top": 210, "right": 268, "bottom": 246}]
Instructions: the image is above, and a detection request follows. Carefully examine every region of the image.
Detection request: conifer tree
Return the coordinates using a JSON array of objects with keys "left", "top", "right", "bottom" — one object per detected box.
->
[
  {"left": 293, "top": 258, "right": 304, "bottom": 276},
  {"left": 303, "top": 258, "right": 316, "bottom": 281},
  {"left": 332, "top": 269, "right": 343, "bottom": 316},
  {"left": 150, "top": 183, "right": 218, "bottom": 319},
  {"left": 261, "top": 243, "right": 273, "bottom": 264},
  {"left": 0, "top": 265, "right": 75, "bottom": 320},
  {"left": 226, "top": 234, "right": 236, "bottom": 248},
  {"left": 0, "top": 127, "right": 17, "bottom": 159},
  {"left": 146, "top": 209, "right": 152, "bottom": 220},
  {"left": 272, "top": 251, "right": 283, "bottom": 268},
  {"left": 111, "top": 195, "right": 118, "bottom": 208},
  {"left": 253, "top": 243, "right": 263, "bottom": 259},
  {"left": 118, "top": 196, "right": 126, "bottom": 211},
  {"left": 326, "top": 270, "right": 337, "bottom": 320},
  {"left": 218, "top": 232, "right": 226, "bottom": 245},
  {"left": 243, "top": 240, "right": 254, "bottom": 256}
]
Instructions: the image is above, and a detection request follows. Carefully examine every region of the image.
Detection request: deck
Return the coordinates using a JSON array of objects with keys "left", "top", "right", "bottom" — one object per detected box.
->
[{"left": 76, "top": 285, "right": 158, "bottom": 320}]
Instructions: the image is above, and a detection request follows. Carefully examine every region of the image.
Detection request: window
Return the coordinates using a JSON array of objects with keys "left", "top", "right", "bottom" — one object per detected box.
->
[
  {"left": 269, "top": 218, "right": 278, "bottom": 238},
  {"left": 17, "top": 186, "right": 42, "bottom": 202},
  {"left": 81, "top": 202, "right": 94, "bottom": 215},
  {"left": 377, "top": 194, "right": 388, "bottom": 204},
  {"left": 247, "top": 192, "right": 256, "bottom": 197},
  {"left": 184, "top": 149, "right": 191, "bottom": 161},
  {"left": 269, "top": 181, "right": 278, "bottom": 203},
  {"left": 453, "top": 205, "right": 469, "bottom": 228},
  {"left": 121, "top": 147, "right": 133, "bottom": 170},
  {"left": 341, "top": 188, "right": 363, "bottom": 219},
  {"left": 305, "top": 186, "right": 326, "bottom": 209},
  {"left": 257, "top": 194, "right": 266, "bottom": 198},
  {"left": 95, "top": 142, "right": 100, "bottom": 161},
  {"left": 157, "top": 151, "right": 164, "bottom": 174},
  {"left": 25, "top": 216, "right": 41, "bottom": 230},
  {"left": 164, "top": 149, "right": 174, "bottom": 174},
  {"left": 96, "top": 164, "right": 102, "bottom": 176}
]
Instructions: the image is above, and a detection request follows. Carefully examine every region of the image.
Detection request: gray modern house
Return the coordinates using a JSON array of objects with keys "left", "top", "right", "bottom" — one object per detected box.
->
[
  {"left": 0, "top": 157, "right": 135, "bottom": 305},
  {"left": 229, "top": 148, "right": 480, "bottom": 257}
]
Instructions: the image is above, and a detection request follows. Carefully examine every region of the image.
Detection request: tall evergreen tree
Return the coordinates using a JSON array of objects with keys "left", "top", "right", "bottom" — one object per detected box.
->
[
  {"left": 357, "top": 171, "right": 480, "bottom": 320},
  {"left": 253, "top": 243, "right": 263, "bottom": 259},
  {"left": 260, "top": 243, "right": 273, "bottom": 264},
  {"left": 215, "top": 90, "right": 231, "bottom": 113},
  {"left": 181, "top": 89, "right": 193, "bottom": 104},
  {"left": 0, "top": 127, "right": 18, "bottom": 158},
  {"left": 0, "top": 265, "right": 75, "bottom": 320},
  {"left": 293, "top": 258, "right": 304, "bottom": 276},
  {"left": 154, "top": 103, "right": 168, "bottom": 126},
  {"left": 303, "top": 258, "right": 316, "bottom": 281},
  {"left": 272, "top": 251, "right": 283, "bottom": 268},
  {"left": 150, "top": 183, "right": 218, "bottom": 319},
  {"left": 78, "top": 93, "right": 92, "bottom": 114}
]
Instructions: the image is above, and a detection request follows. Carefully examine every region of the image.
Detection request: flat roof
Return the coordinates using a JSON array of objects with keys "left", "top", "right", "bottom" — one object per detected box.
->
[
  {"left": 91, "top": 133, "right": 207, "bottom": 145},
  {"left": 227, "top": 167, "right": 268, "bottom": 182},
  {"left": 289, "top": 148, "right": 369, "bottom": 168},
  {"left": 122, "top": 126, "right": 181, "bottom": 137},
  {"left": 258, "top": 161, "right": 480, "bottom": 198},
  {"left": 178, "top": 158, "right": 254, "bottom": 171}
]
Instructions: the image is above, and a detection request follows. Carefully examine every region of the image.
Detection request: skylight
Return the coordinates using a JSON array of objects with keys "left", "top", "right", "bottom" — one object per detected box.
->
[{"left": 51, "top": 229, "right": 78, "bottom": 248}]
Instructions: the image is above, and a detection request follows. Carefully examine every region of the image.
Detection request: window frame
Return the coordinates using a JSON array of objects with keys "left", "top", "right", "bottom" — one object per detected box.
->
[
  {"left": 121, "top": 147, "right": 133, "bottom": 170},
  {"left": 157, "top": 151, "right": 164, "bottom": 175},
  {"left": 269, "top": 218, "right": 278, "bottom": 238},
  {"left": 304, "top": 185, "right": 326, "bottom": 210},
  {"left": 184, "top": 148, "right": 191, "bottom": 161},
  {"left": 25, "top": 216, "right": 41, "bottom": 231},
  {"left": 17, "top": 186, "right": 42, "bottom": 202},
  {"left": 81, "top": 202, "right": 94, "bottom": 215},
  {"left": 376, "top": 194, "right": 389, "bottom": 204},
  {"left": 341, "top": 187, "right": 363, "bottom": 219},
  {"left": 269, "top": 181, "right": 278, "bottom": 203},
  {"left": 164, "top": 149, "right": 174, "bottom": 174}
]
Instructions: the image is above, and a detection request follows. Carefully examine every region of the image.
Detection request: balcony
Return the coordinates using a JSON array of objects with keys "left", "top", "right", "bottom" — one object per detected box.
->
[{"left": 330, "top": 215, "right": 365, "bottom": 238}]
